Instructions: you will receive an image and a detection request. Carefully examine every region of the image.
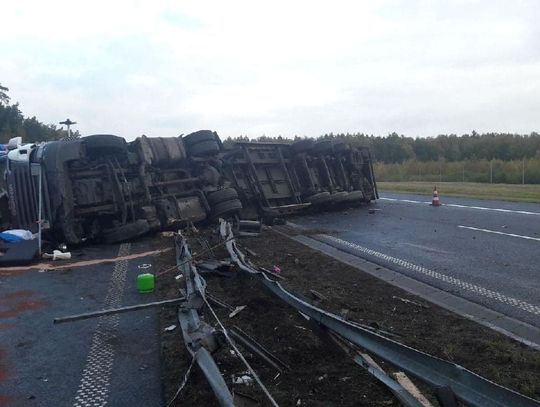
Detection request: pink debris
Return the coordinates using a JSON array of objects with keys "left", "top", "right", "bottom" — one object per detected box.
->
[{"left": 272, "top": 265, "right": 281, "bottom": 274}]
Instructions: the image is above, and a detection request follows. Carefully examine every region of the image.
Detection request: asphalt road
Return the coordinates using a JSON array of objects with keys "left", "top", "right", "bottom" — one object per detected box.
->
[
  {"left": 0, "top": 240, "right": 163, "bottom": 407},
  {"left": 291, "top": 192, "right": 540, "bottom": 328}
]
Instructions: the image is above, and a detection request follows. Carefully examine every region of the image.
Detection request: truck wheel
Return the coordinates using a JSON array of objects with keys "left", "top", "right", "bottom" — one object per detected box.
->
[
  {"left": 305, "top": 191, "right": 332, "bottom": 205},
  {"left": 102, "top": 219, "right": 150, "bottom": 243},
  {"left": 183, "top": 130, "right": 217, "bottom": 147},
  {"left": 188, "top": 140, "right": 220, "bottom": 157},
  {"left": 329, "top": 191, "right": 349, "bottom": 204},
  {"left": 211, "top": 199, "right": 242, "bottom": 218},
  {"left": 343, "top": 190, "right": 364, "bottom": 202},
  {"left": 291, "top": 139, "right": 314, "bottom": 154},
  {"left": 83, "top": 134, "right": 127, "bottom": 154},
  {"left": 207, "top": 188, "right": 239, "bottom": 206}
]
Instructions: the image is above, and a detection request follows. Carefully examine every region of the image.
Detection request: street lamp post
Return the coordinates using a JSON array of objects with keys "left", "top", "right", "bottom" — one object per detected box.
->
[{"left": 59, "top": 118, "right": 77, "bottom": 139}]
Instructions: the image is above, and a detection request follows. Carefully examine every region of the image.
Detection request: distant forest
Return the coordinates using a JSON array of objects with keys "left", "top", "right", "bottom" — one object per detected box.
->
[
  {"left": 227, "top": 132, "right": 540, "bottom": 164},
  {"left": 2, "top": 82, "right": 539, "bottom": 165},
  {"left": 0, "top": 83, "right": 68, "bottom": 143}
]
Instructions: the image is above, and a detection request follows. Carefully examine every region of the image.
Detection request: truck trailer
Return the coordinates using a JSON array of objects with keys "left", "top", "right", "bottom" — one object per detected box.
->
[{"left": 0, "top": 131, "right": 377, "bottom": 245}]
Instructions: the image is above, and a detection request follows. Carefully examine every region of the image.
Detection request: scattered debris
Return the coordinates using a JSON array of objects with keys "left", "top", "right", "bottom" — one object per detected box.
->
[
  {"left": 392, "top": 296, "right": 429, "bottom": 309},
  {"left": 42, "top": 250, "right": 71, "bottom": 261},
  {"left": 393, "top": 372, "right": 434, "bottom": 407},
  {"left": 309, "top": 289, "right": 328, "bottom": 302},
  {"left": 229, "top": 326, "right": 290, "bottom": 372},
  {"left": 229, "top": 305, "right": 247, "bottom": 318},
  {"left": 272, "top": 265, "right": 281, "bottom": 274},
  {"left": 164, "top": 325, "right": 177, "bottom": 332},
  {"left": 189, "top": 222, "right": 199, "bottom": 234},
  {"left": 53, "top": 297, "right": 185, "bottom": 324},
  {"left": 232, "top": 374, "right": 254, "bottom": 386},
  {"left": 206, "top": 293, "right": 235, "bottom": 311},
  {"left": 161, "top": 231, "right": 176, "bottom": 237}
]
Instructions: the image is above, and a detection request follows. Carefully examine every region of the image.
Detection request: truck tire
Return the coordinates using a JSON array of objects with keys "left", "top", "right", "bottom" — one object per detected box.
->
[
  {"left": 305, "top": 191, "right": 332, "bottom": 205},
  {"left": 188, "top": 140, "right": 220, "bottom": 157},
  {"left": 102, "top": 219, "right": 150, "bottom": 243},
  {"left": 183, "top": 130, "right": 217, "bottom": 147},
  {"left": 291, "top": 139, "right": 314, "bottom": 154},
  {"left": 83, "top": 134, "right": 127, "bottom": 155},
  {"left": 207, "top": 188, "right": 239, "bottom": 206},
  {"left": 343, "top": 190, "right": 364, "bottom": 202},
  {"left": 211, "top": 199, "right": 242, "bottom": 218},
  {"left": 329, "top": 191, "right": 349, "bottom": 204}
]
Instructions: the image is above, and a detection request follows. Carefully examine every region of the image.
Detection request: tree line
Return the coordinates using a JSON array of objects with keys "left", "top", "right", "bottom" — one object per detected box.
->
[
  {"left": 226, "top": 132, "right": 540, "bottom": 164},
  {"left": 0, "top": 83, "right": 69, "bottom": 144},
  {"left": 3, "top": 82, "right": 539, "bottom": 165}
]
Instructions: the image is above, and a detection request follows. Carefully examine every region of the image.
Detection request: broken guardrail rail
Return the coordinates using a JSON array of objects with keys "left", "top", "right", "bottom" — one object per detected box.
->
[
  {"left": 174, "top": 232, "right": 279, "bottom": 407},
  {"left": 219, "top": 219, "right": 540, "bottom": 407},
  {"left": 175, "top": 233, "right": 235, "bottom": 406}
]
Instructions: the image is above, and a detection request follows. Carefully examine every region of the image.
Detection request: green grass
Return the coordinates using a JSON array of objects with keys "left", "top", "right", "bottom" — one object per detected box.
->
[{"left": 377, "top": 181, "right": 540, "bottom": 203}]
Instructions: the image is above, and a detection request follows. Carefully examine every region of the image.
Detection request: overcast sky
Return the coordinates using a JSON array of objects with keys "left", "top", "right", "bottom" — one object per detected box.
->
[{"left": 1, "top": 1, "right": 539, "bottom": 140}]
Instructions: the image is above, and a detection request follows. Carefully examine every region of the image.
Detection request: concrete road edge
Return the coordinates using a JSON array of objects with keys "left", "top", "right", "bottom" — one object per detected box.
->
[{"left": 275, "top": 223, "right": 540, "bottom": 351}]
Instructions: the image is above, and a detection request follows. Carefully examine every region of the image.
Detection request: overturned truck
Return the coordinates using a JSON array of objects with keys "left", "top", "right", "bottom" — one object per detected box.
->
[{"left": 0, "top": 131, "right": 377, "bottom": 245}]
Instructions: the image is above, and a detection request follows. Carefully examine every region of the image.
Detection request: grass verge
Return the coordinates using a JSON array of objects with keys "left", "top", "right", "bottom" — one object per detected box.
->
[{"left": 377, "top": 181, "right": 540, "bottom": 203}]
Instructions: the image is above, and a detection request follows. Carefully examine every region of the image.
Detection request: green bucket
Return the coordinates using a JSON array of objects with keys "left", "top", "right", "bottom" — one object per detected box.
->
[{"left": 137, "top": 273, "right": 155, "bottom": 293}]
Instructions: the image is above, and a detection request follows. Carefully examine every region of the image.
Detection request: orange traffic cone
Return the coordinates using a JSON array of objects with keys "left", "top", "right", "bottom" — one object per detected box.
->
[{"left": 431, "top": 186, "right": 441, "bottom": 206}]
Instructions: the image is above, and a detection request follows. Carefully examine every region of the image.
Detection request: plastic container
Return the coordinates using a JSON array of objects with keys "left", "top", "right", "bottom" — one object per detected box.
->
[{"left": 137, "top": 273, "right": 155, "bottom": 293}]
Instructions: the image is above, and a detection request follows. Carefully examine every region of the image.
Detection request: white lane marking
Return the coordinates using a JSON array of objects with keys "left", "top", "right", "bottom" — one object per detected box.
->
[
  {"left": 318, "top": 234, "right": 540, "bottom": 316},
  {"left": 380, "top": 197, "right": 540, "bottom": 216},
  {"left": 458, "top": 225, "right": 540, "bottom": 242},
  {"left": 74, "top": 243, "right": 131, "bottom": 407}
]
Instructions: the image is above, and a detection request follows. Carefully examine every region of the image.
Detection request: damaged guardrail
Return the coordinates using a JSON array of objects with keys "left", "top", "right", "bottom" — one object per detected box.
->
[
  {"left": 174, "top": 232, "right": 279, "bottom": 407},
  {"left": 219, "top": 219, "right": 540, "bottom": 407},
  {"left": 174, "top": 233, "right": 235, "bottom": 406}
]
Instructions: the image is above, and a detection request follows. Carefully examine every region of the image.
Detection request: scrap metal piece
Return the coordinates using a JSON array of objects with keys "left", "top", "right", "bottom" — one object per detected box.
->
[
  {"left": 354, "top": 351, "right": 427, "bottom": 407},
  {"left": 393, "top": 372, "right": 434, "bottom": 407},
  {"left": 229, "top": 305, "right": 247, "bottom": 319},
  {"left": 229, "top": 326, "right": 290, "bottom": 372},
  {"left": 206, "top": 293, "right": 235, "bottom": 311},
  {"left": 309, "top": 289, "right": 328, "bottom": 302},
  {"left": 54, "top": 297, "right": 185, "bottom": 324},
  {"left": 175, "top": 233, "right": 235, "bottom": 407},
  {"left": 219, "top": 219, "right": 540, "bottom": 407}
]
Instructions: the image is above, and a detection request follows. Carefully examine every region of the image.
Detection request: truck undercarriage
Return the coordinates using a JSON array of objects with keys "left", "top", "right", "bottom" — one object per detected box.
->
[{"left": 1, "top": 131, "right": 378, "bottom": 245}]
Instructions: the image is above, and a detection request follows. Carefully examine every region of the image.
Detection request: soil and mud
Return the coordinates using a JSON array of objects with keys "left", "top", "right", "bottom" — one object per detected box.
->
[{"left": 154, "top": 226, "right": 540, "bottom": 406}]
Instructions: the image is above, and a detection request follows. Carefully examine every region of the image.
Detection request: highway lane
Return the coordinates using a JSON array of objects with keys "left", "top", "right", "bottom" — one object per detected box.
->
[
  {"left": 0, "top": 240, "right": 163, "bottom": 406},
  {"left": 291, "top": 192, "right": 540, "bottom": 327}
]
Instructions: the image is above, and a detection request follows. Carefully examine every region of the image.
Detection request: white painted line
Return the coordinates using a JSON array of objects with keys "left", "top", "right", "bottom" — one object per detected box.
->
[
  {"left": 74, "top": 243, "right": 131, "bottom": 407},
  {"left": 379, "top": 197, "right": 540, "bottom": 216},
  {"left": 318, "top": 234, "right": 540, "bottom": 316},
  {"left": 458, "top": 225, "right": 540, "bottom": 242}
]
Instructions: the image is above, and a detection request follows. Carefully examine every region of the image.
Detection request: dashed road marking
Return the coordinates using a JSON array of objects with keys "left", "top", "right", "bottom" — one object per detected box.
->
[
  {"left": 318, "top": 235, "right": 540, "bottom": 316},
  {"left": 458, "top": 225, "right": 540, "bottom": 242},
  {"left": 73, "top": 243, "right": 131, "bottom": 407},
  {"left": 380, "top": 197, "right": 540, "bottom": 216}
]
